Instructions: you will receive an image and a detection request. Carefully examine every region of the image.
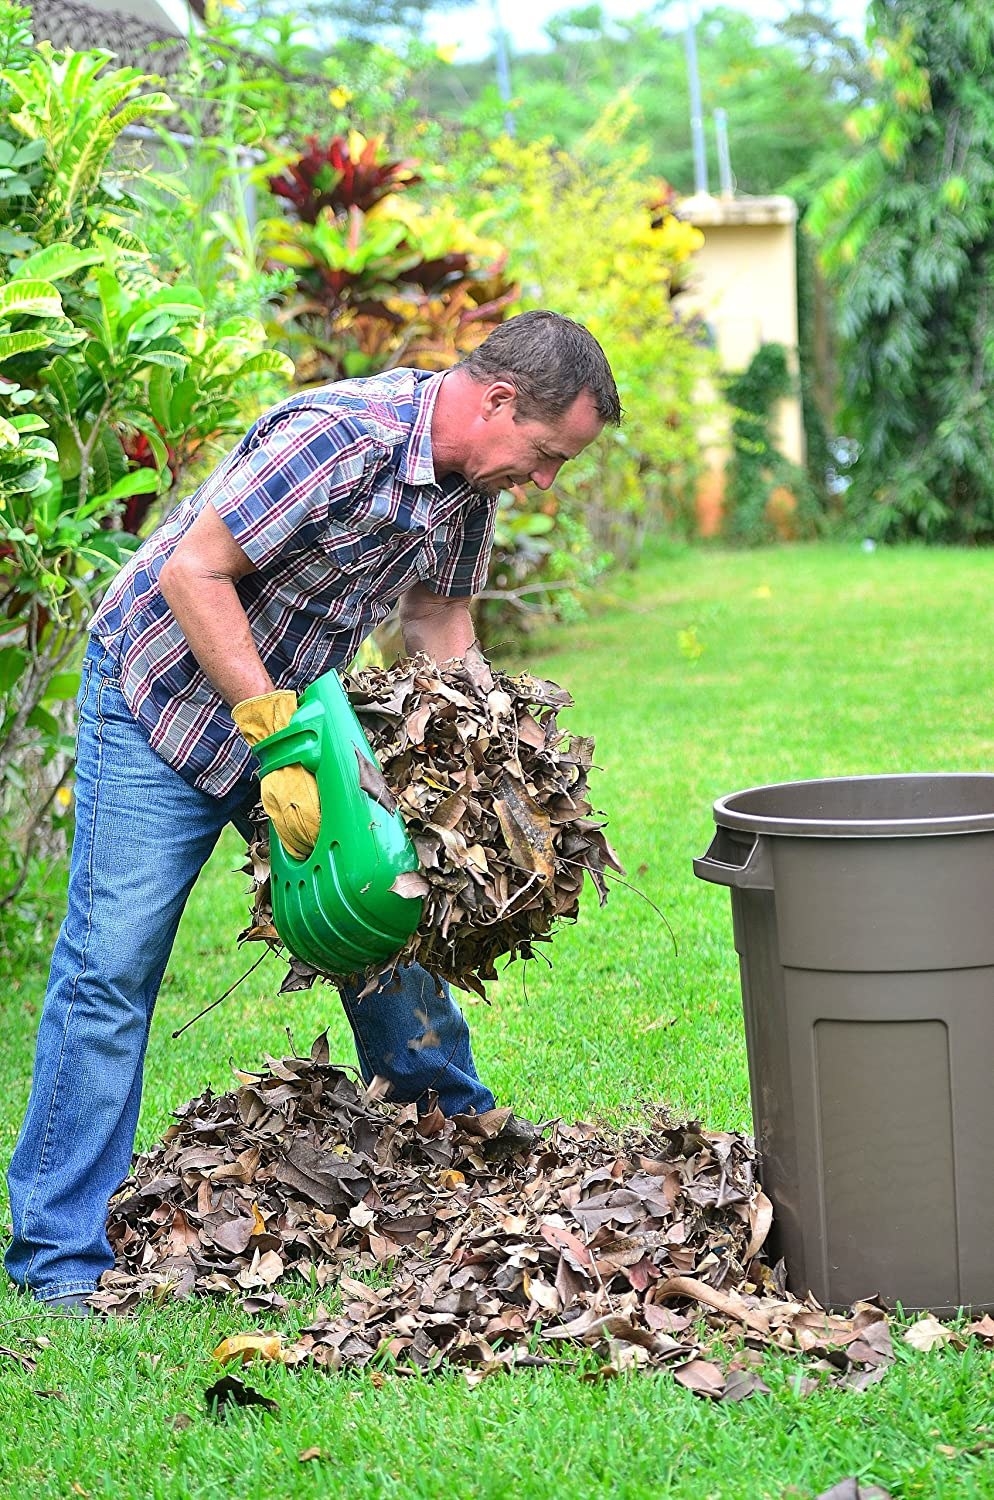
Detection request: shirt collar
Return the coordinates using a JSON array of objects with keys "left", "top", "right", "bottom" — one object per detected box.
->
[{"left": 397, "top": 369, "right": 446, "bottom": 487}]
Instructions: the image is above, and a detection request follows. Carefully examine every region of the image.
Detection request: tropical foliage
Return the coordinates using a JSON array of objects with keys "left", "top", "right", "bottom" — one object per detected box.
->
[
  {"left": 470, "top": 111, "right": 710, "bottom": 563},
  {"left": 809, "top": 0, "right": 994, "bottom": 540},
  {"left": 0, "top": 7, "right": 291, "bottom": 903},
  {"left": 0, "top": 0, "right": 718, "bottom": 904},
  {"left": 262, "top": 129, "right": 519, "bottom": 384}
]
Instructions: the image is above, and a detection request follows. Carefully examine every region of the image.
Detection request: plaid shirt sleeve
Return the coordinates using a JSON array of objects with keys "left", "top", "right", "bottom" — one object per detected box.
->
[
  {"left": 200, "top": 408, "right": 376, "bottom": 567},
  {"left": 430, "top": 493, "right": 500, "bottom": 597}
]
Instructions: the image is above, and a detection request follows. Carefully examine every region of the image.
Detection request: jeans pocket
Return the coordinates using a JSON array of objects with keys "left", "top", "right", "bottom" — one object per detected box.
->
[
  {"left": 88, "top": 636, "right": 123, "bottom": 688},
  {"left": 94, "top": 675, "right": 133, "bottom": 728},
  {"left": 74, "top": 655, "right": 94, "bottom": 760},
  {"left": 76, "top": 653, "right": 94, "bottom": 711}
]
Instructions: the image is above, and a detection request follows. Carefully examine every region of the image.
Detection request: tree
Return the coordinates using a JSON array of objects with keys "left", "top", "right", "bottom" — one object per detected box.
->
[
  {"left": 808, "top": 1, "right": 994, "bottom": 539},
  {"left": 777, "top": 0, "right": 874, "bottom": 107},
  {"left": 411, "top": 4, "right": 865, "bottom": 196},
  {"left": 235, "top": 0, "right": 471, "bottom": 46}
]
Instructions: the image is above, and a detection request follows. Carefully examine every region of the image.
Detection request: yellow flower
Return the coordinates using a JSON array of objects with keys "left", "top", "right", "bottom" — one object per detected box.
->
[
  {"left": 752, "top": 584, "right": 773, "bottom": 599},
  {"left": 436, "top": 43, "right": 460, "bottom": 64},
  {"left": 677, "top": 627, "right": 705, "bottom": 661},
  {"left": 328, "top": 86, "right": 353, "bottom": 109}
]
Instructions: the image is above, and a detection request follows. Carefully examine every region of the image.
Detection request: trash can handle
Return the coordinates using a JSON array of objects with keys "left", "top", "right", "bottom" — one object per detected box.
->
[{"left": 693, "top": 829, "right": 774, "bottom": 890}]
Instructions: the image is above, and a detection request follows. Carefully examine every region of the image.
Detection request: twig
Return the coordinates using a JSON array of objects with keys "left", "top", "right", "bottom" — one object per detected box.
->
[
  {"left": 556, "top": 856, "right": 679, "bottom": 956},
  {"left": 171, "top": 949, "right": 270, "bottom": 1038},
  {"left": 475, "top": 867, "right": 544, "bottom": 926},
  {"left": 0, "top": 772, "right": 72, "bottom": 910},
  {"left": 604, "top": 871, "right": 679, "bottom": 956},
  {"left": 473, "top": 580, "right": 579, "bottom": 615}
]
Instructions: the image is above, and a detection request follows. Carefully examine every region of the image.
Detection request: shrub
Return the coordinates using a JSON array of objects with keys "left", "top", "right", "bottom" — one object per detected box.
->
[
  {"left": 260, "top": 130, "right": 518, "bottom": 385},
  {"left": 468, "top": 109, "right": 712, "bottom": 567},
  {"left": 723, "top": 343, "right": 821, "bottom": 545},
  {"left": 0, "top": 10, "right": 292, "bottom": 905}
]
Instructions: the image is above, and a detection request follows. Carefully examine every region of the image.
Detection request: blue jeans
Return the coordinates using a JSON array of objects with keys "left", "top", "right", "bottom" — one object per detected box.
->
[{"left": 5, "top": 639, "right": 493, "bottom": 1301}]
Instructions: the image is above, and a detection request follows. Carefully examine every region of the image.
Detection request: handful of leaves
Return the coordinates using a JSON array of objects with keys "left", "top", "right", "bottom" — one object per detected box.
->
[{"left": 244, "top": 652, "right": 622, "bottom": 994}]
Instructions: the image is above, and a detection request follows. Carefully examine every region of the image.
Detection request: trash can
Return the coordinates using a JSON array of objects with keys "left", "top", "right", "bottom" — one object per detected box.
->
[{"left": 694, "top": 773, "right": 994, "bottom": 1315}]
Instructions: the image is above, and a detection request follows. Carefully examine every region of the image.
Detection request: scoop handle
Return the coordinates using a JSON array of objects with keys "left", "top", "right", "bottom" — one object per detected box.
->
[{"left": 253, "top": 723, "right": 322, "bottom": 778}]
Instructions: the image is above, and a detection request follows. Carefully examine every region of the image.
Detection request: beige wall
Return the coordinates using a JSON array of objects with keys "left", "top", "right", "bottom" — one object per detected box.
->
[{"left": 676, "top": 195, "right": 803, "bottom": 532}]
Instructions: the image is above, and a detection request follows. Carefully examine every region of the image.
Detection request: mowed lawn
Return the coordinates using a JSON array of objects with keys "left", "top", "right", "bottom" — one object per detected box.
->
[{"left": 3, "top": 542, "right": 994, "bottom": 1499}]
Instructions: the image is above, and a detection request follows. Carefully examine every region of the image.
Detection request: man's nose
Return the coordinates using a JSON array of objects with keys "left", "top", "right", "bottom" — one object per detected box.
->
[{"left": 529, "top": 461, "right": 562, "bottom": 489}]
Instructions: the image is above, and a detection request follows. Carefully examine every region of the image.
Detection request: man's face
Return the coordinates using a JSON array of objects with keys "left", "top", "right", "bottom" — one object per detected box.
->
[{"left": 464, "top": 386, "right": 605, "bottom": 496}]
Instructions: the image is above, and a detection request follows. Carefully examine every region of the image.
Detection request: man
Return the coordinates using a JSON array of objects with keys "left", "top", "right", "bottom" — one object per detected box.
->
[{"left": 5, "top": 310, "right": 621, "bottom": 1311}]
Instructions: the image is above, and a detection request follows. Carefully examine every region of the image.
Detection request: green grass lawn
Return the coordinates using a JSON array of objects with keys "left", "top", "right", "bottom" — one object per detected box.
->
[{"left": 4, "top": 542, "right": 994, "bottom": 1498}]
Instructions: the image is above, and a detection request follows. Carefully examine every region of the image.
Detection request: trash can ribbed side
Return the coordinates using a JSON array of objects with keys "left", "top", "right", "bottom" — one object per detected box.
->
[{"left": 694, "top": 774, "right": 994, "bottom": 1315}]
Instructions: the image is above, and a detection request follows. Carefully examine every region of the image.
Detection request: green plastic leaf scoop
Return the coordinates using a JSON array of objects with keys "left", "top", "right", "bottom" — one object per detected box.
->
[{"left": 252, "top": 667, "right": 423, "bottom": 975}]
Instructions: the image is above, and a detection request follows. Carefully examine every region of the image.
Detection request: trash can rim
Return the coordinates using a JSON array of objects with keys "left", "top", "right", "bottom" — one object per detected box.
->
[{"left": 712, "top": 771, "right": 994, "bottom": 838}]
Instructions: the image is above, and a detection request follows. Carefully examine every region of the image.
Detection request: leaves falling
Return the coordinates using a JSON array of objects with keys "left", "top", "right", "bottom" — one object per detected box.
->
[
  {"left": 92, "top": 1038, "right": 898, "bottom": 1396},
  {"left": 241, "top": 655, "right": 624, "bottom": 996}
]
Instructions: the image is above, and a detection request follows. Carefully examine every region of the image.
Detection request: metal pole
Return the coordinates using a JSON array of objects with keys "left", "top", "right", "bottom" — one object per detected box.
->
[
  {"left": 684, "top": 3, "right": 708, "bottom": 195},
  {"left": 491, "top": 0, "right": 515, "bottom": 137},
  {"left": 714, "top": 107, "right": 733, "bottom": 197}
]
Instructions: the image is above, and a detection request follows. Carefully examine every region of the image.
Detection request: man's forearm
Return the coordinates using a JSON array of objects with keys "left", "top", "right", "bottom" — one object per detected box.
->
[
  {"left": 159, "top": 562, "right": 273, "bottom": 707},
  {"left": 400, "top": 592, "right": 477, "bottom": 663}
]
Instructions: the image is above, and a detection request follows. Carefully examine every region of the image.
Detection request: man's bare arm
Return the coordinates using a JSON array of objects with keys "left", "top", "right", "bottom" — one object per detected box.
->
[
  {"left": 399, "top": 582, "right": 478, "bottom": 663},
  {"left": 158, "top": 503, "right": 272, "bottom": 707}
]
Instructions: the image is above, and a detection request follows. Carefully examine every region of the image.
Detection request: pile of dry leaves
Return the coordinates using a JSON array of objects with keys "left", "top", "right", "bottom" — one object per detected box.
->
[
  {"left": 94, "top": 1036, "right": 898, "bottom": 1397},
  {"left": 243, "top": 654, "right": 623, "bottom": 995}
]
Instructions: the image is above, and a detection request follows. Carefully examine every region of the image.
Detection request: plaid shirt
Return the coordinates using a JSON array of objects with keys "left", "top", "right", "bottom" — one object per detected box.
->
[{"left": 91, "top": 368, "right": 497, "bottom": 796}]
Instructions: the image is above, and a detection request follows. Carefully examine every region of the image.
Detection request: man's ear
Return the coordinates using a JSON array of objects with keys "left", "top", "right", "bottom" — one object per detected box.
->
[{"left": 480, "top": 379, "right": 517, "bottom": 420}]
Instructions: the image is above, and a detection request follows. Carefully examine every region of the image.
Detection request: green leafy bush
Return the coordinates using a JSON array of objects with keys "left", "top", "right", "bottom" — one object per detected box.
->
[
  {"left": 260, "top": 129, "right": 518, "bottom": 384},
  {"left": 808, "top": 1, "right": 994, "bottom": 540},
  {"left": 723, "top": 343, "right": 821, "bottom": 546},
  {"left": 0, "top": 9, "right": 292, "bottom": 904},
  {"left": 455, "top": 110, "right": 711, "bottom": 575}
]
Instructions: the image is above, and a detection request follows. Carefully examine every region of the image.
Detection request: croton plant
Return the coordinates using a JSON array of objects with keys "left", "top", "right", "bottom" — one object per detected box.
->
[{"left": 263, "top": 130, "right": 518, "bottom": 384}]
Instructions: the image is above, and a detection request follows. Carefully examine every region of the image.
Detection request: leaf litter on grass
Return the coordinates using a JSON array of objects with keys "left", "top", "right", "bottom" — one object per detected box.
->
[
  {"left": 90, "top": 1033, "right": 897, "bottom": 1399},
  {"left": 75, "top": 657, "right": 978, "bottom": 1402}
]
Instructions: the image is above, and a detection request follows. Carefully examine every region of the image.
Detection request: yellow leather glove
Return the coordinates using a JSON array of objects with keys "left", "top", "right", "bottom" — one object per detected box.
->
[{"left": 232, "top": 690, "right": 320, "bottom": 861}]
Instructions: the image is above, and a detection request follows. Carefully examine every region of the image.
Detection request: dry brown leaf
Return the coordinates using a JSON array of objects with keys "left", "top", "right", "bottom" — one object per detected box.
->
[
  {"left": 967, "top": 1313, "right": 994, "bottom": 1344},
  {"left": 493, "top": 776, "right": 555, "bottom": 886},
  {"left": 0, "top": 1346, "right": 36, "bottom": 1372},
  {"left": 673, "top": 1359, "right": 726, "bottom": 1397},
  {"left": 389, "top": 871, "right": 431, "bottom": 900},
  {"left": 212, "top": 1333, "right": 284, "bottom": 1367},
  {"left": 354, "top": 749, "right": 398, "bottom": 814},
  {"left": 744, "top": 1189, "right": 774, "bottom": 1261},
  {"left": 204, "top": 1373, "right": 279, "bottom": 1418},
  {"left": 721, "top": 1368, "right": 771, "bottom": 1402},
  {"left": 656, "top": 1274, "right": 771, "bottom": 1337},
  {"left": 903, "top": 1315, "right": 957, "bottom": 1353}
]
